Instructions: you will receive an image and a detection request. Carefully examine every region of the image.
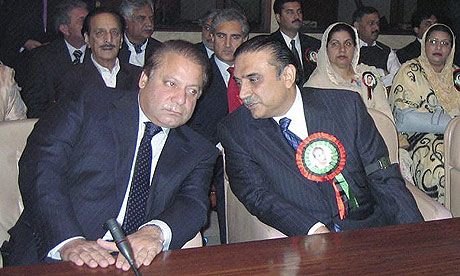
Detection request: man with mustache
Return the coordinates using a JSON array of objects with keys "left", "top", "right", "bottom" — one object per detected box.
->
[
  {"left": 58, "top": 9, "right": 142, "bottom": 97},
  {"left": 1, "top": 39, "right": 218, "bottom": 269},
  {"left": 187, "top": 8, "right": 249, "bottom": 245},
  {"left": 353, "top": 6, "right": 401, "bottom": 88},
  {"left": 269, "top": 0, "right": 321, "bottom": 85},
  {"left": 20, "top": 0, "right": 90, "bottom": 118},
  {"left": 218, "top": 37, "right": 423, "bottom": 238},
  {"left": 119, "top": 0, "right": 162, "bottom": 67}
]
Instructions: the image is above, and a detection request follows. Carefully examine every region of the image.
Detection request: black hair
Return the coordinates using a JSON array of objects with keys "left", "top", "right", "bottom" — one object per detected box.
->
[
  {"left": 81, "top": 8, "right": 125, "bottom": 37},
  {"left": 273, "top": 0, "right": 302, "bottom": 15},
  {"left": 352, "top": 6, "right": 379, "bottom": 23},
  {"left": 327, "top": 23, "right": 357, "bottom": 46},
  {"left": 425, "top": 24, "right": 454, "bottom": 43},
  {"left": 411, "top": 9, "right": 437, "bottom": 29},
  {"left": 143, "top": 40, "right": 211, "bottom": 95},
  {"left": 234, "top": 35, "right": 300, "bottom": 84}
]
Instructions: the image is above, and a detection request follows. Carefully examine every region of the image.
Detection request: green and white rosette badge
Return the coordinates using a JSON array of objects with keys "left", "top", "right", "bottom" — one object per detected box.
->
[
  {"left": 296, "top": 132, "right": 358, "bottom": 219},
  {"left": 453, "top": 69, "right": 460, "bottom": 92}
]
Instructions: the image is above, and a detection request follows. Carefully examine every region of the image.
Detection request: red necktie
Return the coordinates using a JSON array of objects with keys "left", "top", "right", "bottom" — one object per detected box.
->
[{"left": 227, "top": 67, "right": 242, "bottom": 113}]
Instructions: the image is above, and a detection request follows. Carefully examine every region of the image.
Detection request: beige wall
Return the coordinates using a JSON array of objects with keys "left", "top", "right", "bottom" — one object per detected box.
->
[{"left": 152, "top": 2, "right": 415, "bottom": 50}]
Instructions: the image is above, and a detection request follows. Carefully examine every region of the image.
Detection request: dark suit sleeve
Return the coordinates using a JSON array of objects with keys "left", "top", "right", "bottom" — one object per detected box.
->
[
  {"left": 21, "top": 50, "right": 53, "bottom": 118},
  {"left": 19, "top": 90, "right": 87, "bottom": 254},
  {"left": 219, "top": 123, "right": 322, "bottom": 236},
  {"left": 151, "top": 132, "right": 218, "bottom": 249},
  {"left": 352, "top": 95, "right": 424, "bottom": 224}
]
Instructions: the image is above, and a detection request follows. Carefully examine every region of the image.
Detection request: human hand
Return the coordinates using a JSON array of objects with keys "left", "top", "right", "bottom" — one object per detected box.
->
[
  {"left": 60, "top": 239, "right": 115, "bottom": 268},
  {"left": 23, "top": 39, "right": 43, "bottom": 51},
  {"left": 98, "top": 225, "right": 164, "bottom": 271},
  {"left": 313, "top": 225, "right": 330, "bottom": 234}
]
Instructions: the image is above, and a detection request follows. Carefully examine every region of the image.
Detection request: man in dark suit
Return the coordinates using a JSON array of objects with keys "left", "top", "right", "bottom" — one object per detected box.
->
[
  {"left": 218, "top": 37, "right": 423, "bottom": 236},
  {"left": 353, "top": 6, "right": 400, "bottom": 88},
  {"left": 118, "top": 0, "right": 162, "bottom": 67},
  {"left": 1, "top": 40, "right": 218, "bottom": 270},
  {"left": 269, "top": 0, "right": 321, "bottom": 85},
  {"left": 21, "top": 0, "right": 90, "bottom": 118},
  {"left": 397, "top": 9, "right": 437, "bottom": 64},
  {"left": 58, "top": 9, "right": 142, "bottom": 99},
  {"left": 187, "top": 8, "right": 249, "bottom": 244},
  {"left": 195, "top": 9, "right": 220, "bottom": 58}
]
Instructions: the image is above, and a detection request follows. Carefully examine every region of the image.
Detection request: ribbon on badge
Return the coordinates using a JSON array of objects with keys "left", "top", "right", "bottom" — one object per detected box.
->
[
  {"left": 453, "top": 69, "right": 460, "bottom": 92},
  {"left": 304, "top": 47, "right": 318, "bottom": 65},
  {"left": 296, "top": 132, "right": 358, "bottom": 220},
  {"left": 362, "top": 71, "right": 378, "bottom": 100}
]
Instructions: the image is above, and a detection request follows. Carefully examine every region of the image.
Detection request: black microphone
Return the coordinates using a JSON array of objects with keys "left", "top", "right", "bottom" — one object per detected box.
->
[{"left": 104, "top": 218, "right": 142, "bottom": 276}]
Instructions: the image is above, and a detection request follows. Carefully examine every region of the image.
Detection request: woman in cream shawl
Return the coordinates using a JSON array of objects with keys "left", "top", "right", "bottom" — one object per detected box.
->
[
  {"left": 389, "top": 24, "right": 460, "bottom": 204},
  {"left": 0, "top": 63, "right": 27, "bottom": 121},
  {"left": 305, "top": 22, "right": 393, "bottom": 120}
]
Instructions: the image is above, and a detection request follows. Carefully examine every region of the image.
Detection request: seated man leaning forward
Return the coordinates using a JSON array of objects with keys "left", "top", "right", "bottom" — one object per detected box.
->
[
  {"left": 1, "top": 40, "right": 218, "bottom": 270},
  {"left": 218, "top": 37, "right": 423, "bottom": 236}
]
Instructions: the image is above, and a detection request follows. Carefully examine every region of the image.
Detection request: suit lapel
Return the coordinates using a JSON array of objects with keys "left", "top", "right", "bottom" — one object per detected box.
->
[
  {"left": 145, "top": 127, "right": 190, "bottom": 212},
  {"left": 252, "top": 117, "right": 307, "bottom": 183},
  {"left": 108, "top": 91, "right": 139, "bottom": 203},
  {"left": 302, "top": 88, "right": 336, "bottom": 135}
]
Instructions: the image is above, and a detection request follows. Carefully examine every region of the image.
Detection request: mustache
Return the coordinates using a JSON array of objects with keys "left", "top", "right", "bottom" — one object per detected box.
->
[
  {"left": 242, "top": 96, "right": 260, "bottom": 106},
  {"left": 142, "top": 26, "right": 154, "bottom": 32},
  {"left": 100, "top": 43, "right": 115, "bottom": 49},
  {"left": 292, "top": 19, "right": 301, "bottom": 24},
  {"left": 163, "top": 103, "right": 184, "bottom": 113}
]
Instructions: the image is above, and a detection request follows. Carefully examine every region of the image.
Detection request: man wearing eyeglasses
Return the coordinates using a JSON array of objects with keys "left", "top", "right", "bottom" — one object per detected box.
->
[{"left": 353, "top": 6, "right": 401, "bottom": 88}]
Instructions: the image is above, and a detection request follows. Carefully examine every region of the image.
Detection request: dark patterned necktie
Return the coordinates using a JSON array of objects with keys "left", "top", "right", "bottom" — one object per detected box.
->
[
  {"left": 279, "top": 117, "right": 302, "bottom": 150},
  {"left": 72, "top": 50, "right": 82, "bottom": 65},
  {"left": 122, "top": 122, "right": 162, "bottom": 235}
]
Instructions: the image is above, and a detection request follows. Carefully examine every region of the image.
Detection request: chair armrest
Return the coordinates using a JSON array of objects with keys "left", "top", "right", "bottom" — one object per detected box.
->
[{"left": 405, "top": 180, "right": 452, "bottom": 221}]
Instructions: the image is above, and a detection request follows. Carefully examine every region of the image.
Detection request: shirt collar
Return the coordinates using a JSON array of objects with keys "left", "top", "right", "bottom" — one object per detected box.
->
[
  {"left": 138, "top": 97, "right": 170, "bottom": 135},
  {"left": 91, "top": 54, "right": 120, "bottom": 74},
  {"left": 273, "top": 86, "right": 303, "bottom": 123},
  {"left": 214, "top": 55, "right": 232, "bottom": 75},
  {"left": 280, "top": 30, "right": 300, "bottom": 46},
  {"left": 64, "top": 39, "right": 87, "bottom": 61},
  {"left": 124, "top": 33, "right": 148, "bottom": 53},
  {"left": 359, "top": 39, "right": 377, "bottom": 47}
]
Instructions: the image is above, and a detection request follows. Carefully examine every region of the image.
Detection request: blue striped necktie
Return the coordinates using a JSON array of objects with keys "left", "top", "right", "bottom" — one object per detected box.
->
[{"left": 279, "top": 117, "right": 302, "bottom": 150}]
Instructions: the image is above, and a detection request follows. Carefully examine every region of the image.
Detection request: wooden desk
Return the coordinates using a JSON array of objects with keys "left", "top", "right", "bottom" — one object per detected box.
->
[{"left": 2, "top": 218, "right": 460, "bottom": 275}]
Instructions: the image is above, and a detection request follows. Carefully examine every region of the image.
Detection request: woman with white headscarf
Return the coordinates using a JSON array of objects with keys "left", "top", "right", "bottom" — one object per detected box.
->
[{"left": 305, "top": 22, "right": 393, "bottom": 120}]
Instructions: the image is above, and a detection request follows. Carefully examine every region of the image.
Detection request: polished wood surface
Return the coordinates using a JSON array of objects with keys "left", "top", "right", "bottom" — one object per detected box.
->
[{"left": 2, "top": 218, "right": 460, "bottom": 275}]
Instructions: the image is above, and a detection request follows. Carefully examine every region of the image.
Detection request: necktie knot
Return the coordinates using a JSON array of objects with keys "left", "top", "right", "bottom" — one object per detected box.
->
[
  {"left": 72, "top": 50, "right": 83, "bottom": 65},
  {"left": 227, "top": 66, "right": 234, "bottom": 75},
  {"left": 279, "top": 117, "right": 292, "bottom": 132},
  {"left": 134, "top": 40, "right": 147, "bottom": 54},
  {"left": 144, "top": 122, "right": 162, "bottom": 138}
]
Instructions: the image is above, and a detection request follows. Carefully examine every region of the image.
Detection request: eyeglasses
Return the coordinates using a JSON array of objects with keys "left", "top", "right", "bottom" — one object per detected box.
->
[{"left": 427, "top": 38, "right": 451, "bottom": 47}]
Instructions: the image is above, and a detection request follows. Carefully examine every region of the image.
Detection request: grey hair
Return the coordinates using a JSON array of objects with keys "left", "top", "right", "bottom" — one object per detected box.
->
[
  {"left": 211, "top": 8, "right": 249, "bottom": 38},
  {"left": 119, "top": 0, "right": 154, "bottom": 19},
  {"left": 54, "top": 0, "right": 88, "bottom": 33},
  {"left": 198, "top": 9, "right": 220, "bottom": 27}
]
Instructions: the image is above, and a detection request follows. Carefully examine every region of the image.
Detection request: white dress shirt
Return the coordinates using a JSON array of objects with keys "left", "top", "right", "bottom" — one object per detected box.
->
[
  {"left": 48, "top": 101, "right": 172, "bottom": 259},
  {"left": 358, "top": 39, "right": 401, "bottom": 87},
  {"left": 204, "top": 45, "right": 214, "bottom": 59},
  {"left": 91, "top": 55, "right": 120, "bottom": 88},
  {"left": 124, "top": 33, "right": 148, "bottom": 67},
  {"left": 280, "top": 31, "right": 303, "bottom": 67},
  {"left": 273, "top": 86, "right": 325, "bottom": 234},
  {"left": 64, "top": 40, "right": 86, "bottom": 63},
  {"left": 214, "top": 55, "right": 232, "bottom": 87}
]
